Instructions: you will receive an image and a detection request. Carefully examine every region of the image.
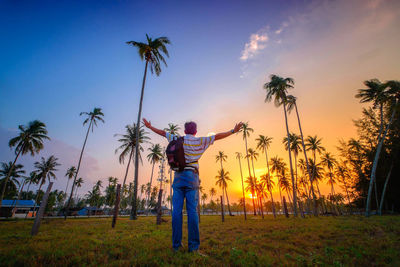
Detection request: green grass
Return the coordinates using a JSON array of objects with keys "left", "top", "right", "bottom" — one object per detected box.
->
[{"left": 1, "top": 215, "right": 399, "bottom": 266}]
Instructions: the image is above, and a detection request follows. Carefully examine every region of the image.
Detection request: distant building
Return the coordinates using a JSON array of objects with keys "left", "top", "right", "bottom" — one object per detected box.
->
[
  {"left": 78, "top": 207, "right": 104, "bottom": 216},
  {"left": 0, "top": 200, "right": 37, "bottom": 218}
]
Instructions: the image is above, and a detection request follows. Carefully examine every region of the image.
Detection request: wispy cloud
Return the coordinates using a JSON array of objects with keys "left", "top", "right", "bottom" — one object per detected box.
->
[
  {"left": 240, "top": 33, "right": 269, "bottom": 61},
  {"left": 275, "top": 22, "right": 289, "bottom": 35}
]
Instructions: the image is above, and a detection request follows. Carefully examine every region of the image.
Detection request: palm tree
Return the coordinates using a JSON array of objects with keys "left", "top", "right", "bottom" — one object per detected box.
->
[
  {"left": 321, "top": 152, "right": 338, "bottom": 196},
  {"left": 164, "top": 123, "right": 180, "bottom": 135},
  {"left": 215, "top": 151, "right": 232, "bottom": 216},
  {"left": 283, "top": 133, "right": 302, "bottom": 195},
  {"left": 0, "top": 120, "right": 49, "bottom": 209},
  {"left": 270, "top": 156, "right": 286, "bottom": 208},
  {"left": 305, "top": 135, "right": 326, "bottom": 194},
  {"left": 126, "top": 34, "right": 171, "bottom": 220},
  {"left": 235, "top": 152, "right": 247, "bottom": 219},
  {"left": 362, "top": 80, "right": 399, "bottom": 216},
  {"left": 146, "top": 144, "right": 163, "bottom": 210},
  {"left": 201, "top": 193, "right": 207, "bottom": 213},
  {"left": 308, "top": 159, "right": 324, "bottom": 198},
  {"left": 286, "top": 95, "right": 318, "bottom": 216},
  {"left": 209, "top": 187, "right": 216, "bottom": 202},
  {"left": 246, "top": 148, "right": 259, "bottom": 178},
  {"left": 335, "top": 162, "right": 352, "bottom": 208},
  {"left": 115, "top": 124, "right": 150, "bottom": 189},
  {"left": 245, "top": 176, "right": 257, "bottom": 215},
  {"left": 25, "top": 171, "right": 40, "bottom": 195},
  {"left": 260, "top": 173, "right": 276, "bottom": 218},
  {"left": 215, "top": 169, "right": 233, "bottom": 216},
  {"left": 263, "top": 74, "right": 298, "bottom": 216},
  {"left": 74, "top": 178, "right": 84, "bottom": 200},
  {"left": 65, "top": 108, "right": 104, "bottom": 219},
  {"left": 256, "top": 136, "right": 275, "bottom": 217},
  {"left": 33, "top": 156, "right": 60, "bottom": 215},
  {"left": 0, "top": 162, "right": 24, "bottom": 202},
  {"left": 64, "top": 167, "right": 76, "bottom": 202}
]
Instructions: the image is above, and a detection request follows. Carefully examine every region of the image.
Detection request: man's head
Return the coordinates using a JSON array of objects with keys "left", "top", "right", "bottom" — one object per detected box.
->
[{"left": 184, "top": 121, "right": 197, "bottom": 135}]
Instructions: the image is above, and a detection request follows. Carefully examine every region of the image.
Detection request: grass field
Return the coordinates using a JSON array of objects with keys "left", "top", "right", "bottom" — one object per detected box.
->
[{"left": 1, "top": 215, "right": 399, "bottom": 266}]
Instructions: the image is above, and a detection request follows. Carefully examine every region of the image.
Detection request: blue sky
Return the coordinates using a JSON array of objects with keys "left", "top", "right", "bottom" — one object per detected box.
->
[{"left": 1, "top": 0, "right": 399, "bottom": 200}]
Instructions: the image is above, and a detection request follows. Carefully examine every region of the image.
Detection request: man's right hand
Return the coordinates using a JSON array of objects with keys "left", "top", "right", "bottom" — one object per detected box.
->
[{"left": 143, "top": 118, "right": 151, "bottom": 128}]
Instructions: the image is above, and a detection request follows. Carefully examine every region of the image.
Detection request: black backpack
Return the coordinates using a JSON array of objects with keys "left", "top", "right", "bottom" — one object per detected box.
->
[{"left": 166, "top": 136, "right": 186, "bottom": 172}]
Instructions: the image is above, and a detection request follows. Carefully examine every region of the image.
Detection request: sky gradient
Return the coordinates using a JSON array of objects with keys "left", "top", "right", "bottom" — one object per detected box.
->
[{"left": 1, "top": 0, "right": 400, "bottom": 202}]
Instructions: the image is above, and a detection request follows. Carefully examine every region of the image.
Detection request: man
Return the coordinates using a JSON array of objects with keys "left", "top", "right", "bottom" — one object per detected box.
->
[{"left": 142, "top": 118, "right": 243, "bottom": 253}]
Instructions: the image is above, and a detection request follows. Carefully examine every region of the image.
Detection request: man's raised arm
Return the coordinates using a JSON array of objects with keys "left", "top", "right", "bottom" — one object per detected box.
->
[
  {"left": 214, "top": 122, "right": 243, "bottom": 141},
  {"left": 143, "top": 118, "right": 166, "bottom": 137}
]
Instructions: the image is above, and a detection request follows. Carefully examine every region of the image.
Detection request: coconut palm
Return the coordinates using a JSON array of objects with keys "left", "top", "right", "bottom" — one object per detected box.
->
[
  {"left": 283, "top": 133, "right": 302, "bottom": 194},
  {"left": 115, "top": 124, "right": 150, "bottom": 189},
  {"left": 263, "top": 74, "right": 298, "bottom": 216},
  {"left": 0, "top": 120, "right": 49, "bottom": 209},
  {"left": 235, "top": 152, "right": 247, "bottom": 219},
  {"left": 305, "top": 135, "right": 325, "bottom": 189},
  {"left": 260, "top": 173, "right": 276, "bottom": 217},
  {"left": 65, "top": 108, "right": 104, "bottom": 219},
  {"left": 25, "top": 171, "right": 40, "bottom": 195},
  {"left": 286, "top": 95, "right": 318, "bottom": 215},
  {"left": 245, "top": 176, "right": 257, "bottom": 215},
  {"left": 246, "top": 148, "right": 259, "bottom": 178},
  {"left": 215, "top": 151, "right": 231, "bottom": 215},
  {"left": 308, "top": 159, "right": 324, "bottom": 197},
  {"left": 209, "top": 187, "right": 216, "bottom": 202},
  {"left": 164, "top": 123, "right": 180, "bottom": 135},
  {"left": 64, "top": 166, "right": 76, "bottom": 201},
  {"left": 126, "top": 34, "right": 171, "bottom": 220},
  {"left": 363, "top": 80, "right": 399, "bottom": 216},
  {"left": 321, "top": 152, "right": 338, "bottom": 196},
  {"left": 74, "top": 178, "right": 84, "bottom": 200},
  {"left": 146, "top": 144, "right": 163, "bottom": 209},
  {"left": 0, "top": 162, "right": 24, "bottom": 198},
  {"left": 335, "top": 162, "right": 352, "bottom": 207},
  {"left": 215, "top": 169, "right": 233, "bottom": 216},
  {"left": 33, "top": 156, "right": 60, "bottom": 215}
]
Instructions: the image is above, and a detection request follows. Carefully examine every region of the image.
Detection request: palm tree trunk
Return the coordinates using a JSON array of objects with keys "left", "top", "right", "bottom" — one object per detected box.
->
[
  {"left": 244, "top": 135, "right": 256, "bottom": 215},
  {"left": 11, "top": 180, "right": 27, "bottom": 217},
  {"left": 33, "top": 179, "right": 45, "bottom": 217},
  {"left": 269, "top": 190, "right": 276, "bottom": 218},
  {"left": 64, "top": 119, "right": 92, "bottom": 220},
  {"left": 0, "top": 148, "right": 23, "bottom": 209},
  {"left": 224, "top": 187, "right": 232, "bottom": 216},
  {"left": 366, "top": 101, "right": 397, "bottom": 217},
  {"left": 283, "top": 103, "right": 298, "bottom": 216},
  {"left": 131, "top": 60, "right": 149, "bottom": 220},
  {"left": 378, "top": 162, "right": 394, "bottom": 215},
  {"left": 65, "top": 179, "right": 70, "bottom": 203},
  {"left": 237, "top": 156, "right": 247, "bottom": 220},
  {"left": 294, "top": 103, "right": 318, "bottom": 216},
  {"left": 374, "top": 179, "right": 379, "bottom": 210},
  {"left": 146, "top": 161, "right": 156, "bottom": 213},
  {"left": 122, "top": 149, "right": 134, "bottom": 189}
]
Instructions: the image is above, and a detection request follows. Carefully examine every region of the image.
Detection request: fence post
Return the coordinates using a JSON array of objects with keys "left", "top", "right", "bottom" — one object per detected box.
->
[
  {"left": 112, "top": 184, "right": 121, "bottom": 228},
  {"left": 31, "top": 182, "right": 53, "bottom": 236},
  {"left": 283, "top": 196, "right": 289, "bottom": 218},
  {"left": 220, "top": 195, "right": 225, "bottom": 222}
]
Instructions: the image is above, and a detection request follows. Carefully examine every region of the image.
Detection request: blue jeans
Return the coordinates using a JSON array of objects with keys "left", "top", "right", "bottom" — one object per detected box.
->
[{"left": 172, "top": 170, "right": 199, "bottom": 251}]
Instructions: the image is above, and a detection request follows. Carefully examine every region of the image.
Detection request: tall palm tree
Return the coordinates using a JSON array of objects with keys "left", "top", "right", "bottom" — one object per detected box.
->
[
  {"left": 283, "top": 133, "right": 302, "bottom": 195},
  {"left": 65, "top": 108, "right": 104, "bottom": 219},
  {"left": 25, "top": 171, "right": 40, "bottom": 195},
  {"left": 215, "top": 169, "right": 232, "bottom": 216},
  {"left": 246, "top": 148, "right": 259, "bottom": 178},
  {"left": 270, "top": 156, "right": 286, "bottom": 208},
  {"left": 115, "top": 124, "right": 150, "bottom": 190},
  {"left": 0, "top": 120, "right": 49, "bottom": 209},
  {"left": 260, "top": 173, "right": 276, "bottom": 218},
  {"left": 235, "top": 152, "right": 247, "bottom": 219},
  {"left": 305, "top": 135, "right": 325, "bottom": 192},
  {"left": 0, "top": 162, "right": 24, "bottom": 199},
  {"left": 209, "top": 187, "right": 216, "bottom": 202},
  {"left": 164, "top": 123, "right": 180, "bottom": 135},
  {"left": 33, "top": 156, "right": 60, "bottom": 215},
  {"left": 64, "top": 166, "right": 76, "bottom": 202},
  {"left": 239, "top": 123, "right": 255, "bottom": 215},
  {"left": 146, "top": 144, "right": 163, "bottom": 210},
  {"left": 74, "top": 178, "right": 84, "bottom": 200},
  {"left": 363, "top": 80, "right": 399, "bottom": 216},
  {"left": 286, "top": 95, "right": 318, "bottom": 215},
  {"left": 126, "top": 34, "right": 171, "bottom": 220},
  {"left": 264, "top": 74, "right": 298, "bottom": 216},
  {"left": 321, "top": 152, "right": 338, "bottom": 196},
  {"left": 245, "top": 176, "right": 257, "bottom": 215},
  {"left": 215, "top": 151, "right": 231, "bottom": 215},
  {"left": 335, "top": 162, "right": 352, "bottom": 208}
]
